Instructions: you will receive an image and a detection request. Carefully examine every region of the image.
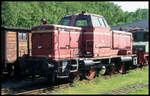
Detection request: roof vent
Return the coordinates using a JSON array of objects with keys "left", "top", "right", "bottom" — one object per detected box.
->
[
  {"left": 41, "top": 18, "right": 47, "bottom": 24},
  {"left": 82, "top": 11, "right": 86, "bottom": 14}
]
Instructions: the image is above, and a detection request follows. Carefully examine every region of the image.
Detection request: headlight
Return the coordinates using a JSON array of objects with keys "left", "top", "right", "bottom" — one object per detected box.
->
[
  {"left": 38, "top": 45, "right": 42, "bottom": 49},
  {"left": 86, "top": 51, "right": 91, "bottom": 55},
  {"left": 48, "top": 54, "right": 52, "bottom": 58}
]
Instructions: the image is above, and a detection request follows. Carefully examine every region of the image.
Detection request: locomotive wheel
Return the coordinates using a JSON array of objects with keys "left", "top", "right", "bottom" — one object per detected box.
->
[
  {"left": 72, "top": 72, "right": 80, "bottom": 81},
  {"left": 110, "top": 64, "right": 116, "bottom": 74},
  {"left": 85, "top": 68, "right": 96, "bottom": 80},
  {"left": 144, "top": 58, "right": 148, "bottom": 65},
  {"left": 69, "top": 72, "right": 80, "bottom": 83},
  {"left": 100, "top": 66, "right": 107, "bottom": 75},
  {"left": 119, "top": 63, "right": 126, "bottom": 74}
]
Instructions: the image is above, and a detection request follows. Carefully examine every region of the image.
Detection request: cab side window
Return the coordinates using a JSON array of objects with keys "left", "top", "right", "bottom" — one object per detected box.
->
[
  {"left": 92, "top": 16, "right": 101, "bottom": 27},
  {"left": 98, "top": 18, "right": 106, "bottom": 27},
  {"left": 102, "top": 18, "right": 110, "bottom": 28},
  {"left": 91, "top": 16, "right": 107, "bottom": 28}
]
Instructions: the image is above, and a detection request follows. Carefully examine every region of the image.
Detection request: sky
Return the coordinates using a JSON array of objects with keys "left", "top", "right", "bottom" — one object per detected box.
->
[{"left": 112, "top": 1, "right": 149, "bottom": 12}]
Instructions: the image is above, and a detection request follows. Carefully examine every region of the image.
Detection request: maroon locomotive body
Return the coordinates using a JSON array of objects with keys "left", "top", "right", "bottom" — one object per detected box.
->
[
  {"left": 31, "top": 25, "right": 82, "bottom": 60},
  {"left": 31, "top": 12, "right": 133, "bottom": 60}
]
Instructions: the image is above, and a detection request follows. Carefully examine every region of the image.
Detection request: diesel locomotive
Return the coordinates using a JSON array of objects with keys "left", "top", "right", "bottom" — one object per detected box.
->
[{"left": 2, "top": 12, "right": 149, "bottom": 84}]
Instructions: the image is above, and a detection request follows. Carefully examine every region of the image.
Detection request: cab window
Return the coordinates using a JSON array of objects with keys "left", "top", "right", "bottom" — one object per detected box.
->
[
  {"left": 59, "top": 16, "right": 72, "bottom": 26},
  {"left": 74, "top": 15, "right": 91, "bottom": 27}
]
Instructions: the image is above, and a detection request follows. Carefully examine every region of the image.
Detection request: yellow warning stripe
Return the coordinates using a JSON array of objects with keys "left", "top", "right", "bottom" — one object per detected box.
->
[
  {"left": 8, "top": 42, "right": 16, "bottom": 44},
  {"left": 8, "top": 38, "right": 16, "bottom": 40},
  {"left": 19, "top": 44, "right": 27, "bottom": 47},
  {"left": 8, "top": 35, "right": 16, "bottom": 37},
  {"left": 8, "top": 32, "right": 16, "bottom": 33}
]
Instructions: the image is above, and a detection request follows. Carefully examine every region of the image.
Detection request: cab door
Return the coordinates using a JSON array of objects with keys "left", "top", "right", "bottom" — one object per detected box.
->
[
  {"left": 58, "top": 28, "right": 70, "bottom": 59},
  {"left": 91, "top": 16, "right": 112, "bottom": 57}
]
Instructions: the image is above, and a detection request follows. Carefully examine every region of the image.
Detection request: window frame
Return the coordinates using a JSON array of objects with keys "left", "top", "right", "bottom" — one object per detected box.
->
[{"left": 18, "top": 32, "right": 27, "bottom": 40}]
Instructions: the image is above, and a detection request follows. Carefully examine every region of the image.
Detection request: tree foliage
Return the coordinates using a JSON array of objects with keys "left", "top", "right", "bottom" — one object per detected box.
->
[{"left": 1, "top": 1, "right": 149, "bottom": 28}]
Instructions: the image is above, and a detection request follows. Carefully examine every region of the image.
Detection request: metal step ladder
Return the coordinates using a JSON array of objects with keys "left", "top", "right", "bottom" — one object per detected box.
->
[{"left": 70, "top": 59, "right": 79, "bottom": 72}]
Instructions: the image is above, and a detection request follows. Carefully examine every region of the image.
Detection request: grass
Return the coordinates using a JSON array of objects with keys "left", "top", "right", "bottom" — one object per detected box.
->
[{"left": 47, "top": 66, "right": 149, "bottom": 95}]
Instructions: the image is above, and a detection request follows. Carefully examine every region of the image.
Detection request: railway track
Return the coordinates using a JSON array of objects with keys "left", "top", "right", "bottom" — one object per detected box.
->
[
  {"left": 1, "top": 77, "right": 72, "bottom": 95},
  {"left": 1, "top": 74, "right": 118, "bottom": 95},
  {"left": 15, "top": 83, "right": 72, "bottom": 95},
  {"left": 1, "top": 66, "right": 148, "bottom": 95}
]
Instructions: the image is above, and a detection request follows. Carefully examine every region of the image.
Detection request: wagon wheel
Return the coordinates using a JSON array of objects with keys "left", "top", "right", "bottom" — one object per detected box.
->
[
  {"left": 7, "top": 65, "right": 15, "bottom": 77},
  {"left": 85, "top": 68, "right": 96, "bottom": 80}
]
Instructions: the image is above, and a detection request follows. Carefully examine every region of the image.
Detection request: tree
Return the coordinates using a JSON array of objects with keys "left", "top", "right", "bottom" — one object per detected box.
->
[{"left": 1, "top": 1, "right": 149, "bottom": 28}]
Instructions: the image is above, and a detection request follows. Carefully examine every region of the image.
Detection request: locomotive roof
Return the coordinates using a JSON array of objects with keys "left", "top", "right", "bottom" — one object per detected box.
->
[
  {"left": 64, "top": 12, "right": 104, "bottom": 18},
  {"left": 32, "top": 24, "right": 82, "bottom": 30}
]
